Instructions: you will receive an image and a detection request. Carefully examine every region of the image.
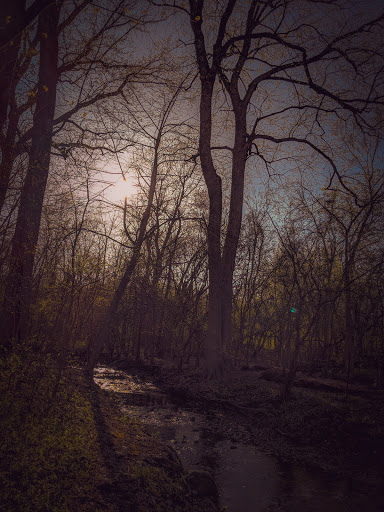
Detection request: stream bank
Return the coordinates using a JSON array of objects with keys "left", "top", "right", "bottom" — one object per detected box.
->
[
  {"left": 81, "top": 368, "right": 218, "bottom": 512},
  {"left": 95, "top": 360, "right": 384, "bottom": 511}
]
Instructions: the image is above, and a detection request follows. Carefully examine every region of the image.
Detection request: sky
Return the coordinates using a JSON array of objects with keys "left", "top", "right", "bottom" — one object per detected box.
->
[{"left": 52, "top": 0, "right": 384, "bottom": 214}]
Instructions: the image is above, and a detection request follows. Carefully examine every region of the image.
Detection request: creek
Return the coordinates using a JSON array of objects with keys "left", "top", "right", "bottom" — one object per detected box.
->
[{"left": 94, "top": 366, "right": 384, "bottom": 512}]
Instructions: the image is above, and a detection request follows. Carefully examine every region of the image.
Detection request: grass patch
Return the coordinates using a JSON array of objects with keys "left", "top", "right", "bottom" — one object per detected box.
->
[
  {"left": 0, "top": 346, "right": 98, "bottom": 512},
  {"left": 0, "top": 345, "right": 208, "bottom": 512}
]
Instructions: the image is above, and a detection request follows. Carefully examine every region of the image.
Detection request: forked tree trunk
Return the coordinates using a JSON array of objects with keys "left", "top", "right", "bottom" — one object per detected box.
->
[
  {"left": 198, "top": 78, "right": 225, "bottom": 376},
  {"left": 190, "top": 4, "right": 251, "bottom": 376},
  {"left": 221, "top": 107, "right": 248, "bottom": 356},
  {"left": 195, "top": 82, "right": 249, "bottom": 376}
]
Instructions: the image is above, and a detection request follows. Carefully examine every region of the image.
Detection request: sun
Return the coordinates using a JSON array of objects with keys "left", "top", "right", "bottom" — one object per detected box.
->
[{"left": 106, "top": 174, "right": 136, "bottom": 203}]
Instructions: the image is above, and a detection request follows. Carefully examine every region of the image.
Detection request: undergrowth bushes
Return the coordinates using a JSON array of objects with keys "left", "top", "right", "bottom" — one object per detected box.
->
[{"left": 0, "top": 342, "right": 97, "bottom": 512}]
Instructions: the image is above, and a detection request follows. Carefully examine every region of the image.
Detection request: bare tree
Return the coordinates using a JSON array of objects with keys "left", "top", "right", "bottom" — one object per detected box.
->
[
  {"left": 163, "top": 0, "right": 384, "bottom": 376},
  {"left": 87, "top": 79, "right": 190, "bottom": 369},
  {"left": 0, "top": 0, "right": 156, "bottom": 346},
  {"left": 1, "top": 2, "right": 60, "bottom": 344}
]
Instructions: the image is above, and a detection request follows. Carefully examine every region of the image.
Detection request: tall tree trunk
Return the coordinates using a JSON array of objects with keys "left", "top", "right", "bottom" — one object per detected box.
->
[
  {"left": 0, "top": 0, "right": 25, "bottom": 133},
  {"left": 205, "top": 256, "right": 222, "bottom": 371},
  {"left": 0, "top": 1, "right": 25, "bottom": 214},
  {"left": 221, "top": 107, "right": 248, "bottom": 354},
  {"left": 1, "top": 3, "right": 59, "bottom": 345},
  {"left": 198, "top": 78, "right": 225, "bottom": 375},
  {"left": 344, "top": 259, "right": 354, "bottom": 378}
]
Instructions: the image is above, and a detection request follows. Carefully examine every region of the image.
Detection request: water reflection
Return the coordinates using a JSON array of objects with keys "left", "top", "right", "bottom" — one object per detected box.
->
[
  {"left": 94, "top": 367, "right": 384, "bottom": 512},
  {"left": 215, "top": 442, "right": 356, "bottom": 512}
]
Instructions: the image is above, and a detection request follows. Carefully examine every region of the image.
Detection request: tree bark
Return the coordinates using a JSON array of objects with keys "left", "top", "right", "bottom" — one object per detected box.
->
[
  {"left": 0, "top": 0, "right": 55, "bottom": 51},
  {"left": 199, "top": 78, "right": 224, "bottom": 375},
  {"left": 344, "top": 253, "right": 354, "bottom": 378},
  {"left": 221, "top": 105, "right": 248, "bottom": 353},
  {"left": 0, "top": 1, "right": 25, "bottom": 214},
  {"left": 0, "top": 0, "right": 25, "bottom": 133},
  {"left": 189, "top": 1, "right": 252, "bottom": 375},
  {"left": 1, "top": 3, "right": 59, "bottom": 345}
]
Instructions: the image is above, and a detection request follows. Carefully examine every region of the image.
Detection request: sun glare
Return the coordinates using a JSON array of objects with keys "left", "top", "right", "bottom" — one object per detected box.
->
[{"left": 107, "top": 175, "right": 136, "bottom": 203}]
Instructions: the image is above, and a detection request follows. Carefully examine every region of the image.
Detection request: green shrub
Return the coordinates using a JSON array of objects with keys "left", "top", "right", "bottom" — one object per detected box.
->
[{"left": 0, "top": 344, "right": 97, "bottom": 512}]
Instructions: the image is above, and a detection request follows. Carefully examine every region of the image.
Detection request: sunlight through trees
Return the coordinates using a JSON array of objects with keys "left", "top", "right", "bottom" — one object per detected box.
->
[{"left": 0, "top": 0, "right": 383, "bottom": 385}]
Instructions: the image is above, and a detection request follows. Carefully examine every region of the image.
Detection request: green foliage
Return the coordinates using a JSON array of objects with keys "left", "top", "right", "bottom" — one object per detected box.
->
[
  {"left": 0, "top": 343, "right": 97, "bottom": 512},
  {"left": 131, "top": 462, "right": 186, "bottom": 511}
]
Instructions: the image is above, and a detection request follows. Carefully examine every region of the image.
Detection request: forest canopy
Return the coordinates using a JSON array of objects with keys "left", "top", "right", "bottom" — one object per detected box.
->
[{"left": 0, "top": 0, "right": 383, "bottom": 386}]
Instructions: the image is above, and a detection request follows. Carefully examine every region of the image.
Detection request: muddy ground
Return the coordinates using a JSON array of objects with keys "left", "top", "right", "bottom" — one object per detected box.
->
[
  {"left": 111, "top": 359, "right": 384, "bottom": 486},
  {"left": 77, "top": 369, "right": 218, "bottom": 512}
]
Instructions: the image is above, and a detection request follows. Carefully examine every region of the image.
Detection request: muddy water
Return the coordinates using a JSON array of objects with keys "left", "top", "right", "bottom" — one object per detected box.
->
[{"left": 94, "top": 367, "right": 384, "bottom": 512}]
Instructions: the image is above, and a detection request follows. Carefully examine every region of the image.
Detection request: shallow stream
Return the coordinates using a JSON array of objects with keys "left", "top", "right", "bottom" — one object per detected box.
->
[{"left": 94, "top": 367, "right": 384, "bottom": 512}]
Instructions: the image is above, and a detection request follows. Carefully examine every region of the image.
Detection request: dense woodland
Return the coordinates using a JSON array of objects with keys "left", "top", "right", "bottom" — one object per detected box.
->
[
  {"left": 1, "top": 0, "right": 384, "bottom": 381},
  {"left": 0, "top": 0, "right": 383, "bottom": 377},
  {"left": 1, "top": 0, "right": 384, "bottom": 509}
]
